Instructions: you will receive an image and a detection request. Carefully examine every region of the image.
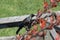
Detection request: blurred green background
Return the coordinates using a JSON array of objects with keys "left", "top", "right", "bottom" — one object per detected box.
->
[{"left": 0, "top": 0, "right": 60, "bottom": 36}]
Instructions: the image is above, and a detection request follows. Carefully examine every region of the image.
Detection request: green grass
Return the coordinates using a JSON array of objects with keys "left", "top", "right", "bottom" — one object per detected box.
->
[
  {"left": 0, "top": 0, "right": 43, "bottom": 18},
  {"left": 0, "top": 27, "right": 26, "bottom": 36},
  {"left": 0, "top": 0, "right": 60, "bottom": 36}
]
